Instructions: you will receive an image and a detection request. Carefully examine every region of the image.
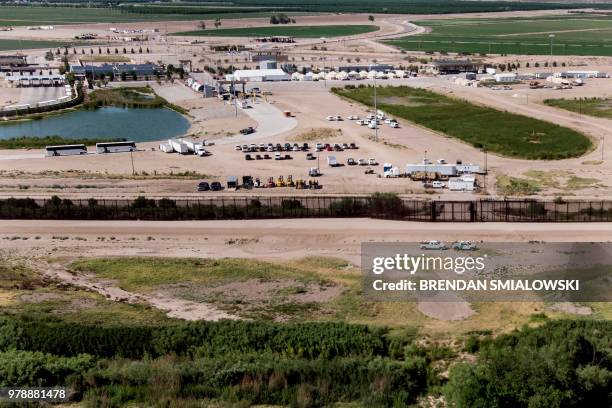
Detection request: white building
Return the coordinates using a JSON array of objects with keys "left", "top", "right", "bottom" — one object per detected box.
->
[
  {"left": 227, "top": 69, "right": 290, "bottom": 82},
  {"left": 494, "top": 73, "right": 517, "bottom": 82}
]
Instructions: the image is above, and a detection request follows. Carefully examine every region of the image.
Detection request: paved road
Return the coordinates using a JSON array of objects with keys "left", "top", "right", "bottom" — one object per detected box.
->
[{"left": 215, "top": 100, "right": 297, "bottom": 145}]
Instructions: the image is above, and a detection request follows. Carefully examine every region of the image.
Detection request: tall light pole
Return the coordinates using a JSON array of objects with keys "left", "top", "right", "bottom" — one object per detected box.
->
[
  {"left": 548, "top": 34, "right": 555, "bottom": 66},
  {"left": 373, "top": 72, "right": 378, "bottom": 142}
]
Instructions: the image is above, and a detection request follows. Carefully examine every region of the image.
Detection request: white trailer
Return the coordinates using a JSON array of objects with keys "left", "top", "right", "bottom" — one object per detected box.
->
[
  {"left": 456, "top": 163, "right": 480, "bottom": 174},
  {"left": 96, "top": 141, "right": 136, "bottom": 154},
  {"left": 159, "top": 143, "right": 174, "bottom": 153},
  {"left": 183, "top": 139, "right": 200, "bottom": 153},
  {"left": 448, "top": 176, "right": 476, "bottom": 191},
  {"left": 405, "top": 164, "right": 458, "bottom": 176},
  {"left": 169, "top": 139, "right": 189, "bottom": 154}
]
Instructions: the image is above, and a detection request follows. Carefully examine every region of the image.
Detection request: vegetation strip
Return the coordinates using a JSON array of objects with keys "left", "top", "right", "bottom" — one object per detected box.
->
[
  {"left": 333, "top": 85, "right": 592, "bottom": 159},
  {"left": 544, "top": 97, "right": 612, "bottom": 119},
  {"left": 173, "top": 25, "right": 379, "bottom": 38}
]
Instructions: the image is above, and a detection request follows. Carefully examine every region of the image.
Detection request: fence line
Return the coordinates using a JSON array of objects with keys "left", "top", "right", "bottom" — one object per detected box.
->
[{"left": 0, "top": 196, "right": 611, "bottom": 222}]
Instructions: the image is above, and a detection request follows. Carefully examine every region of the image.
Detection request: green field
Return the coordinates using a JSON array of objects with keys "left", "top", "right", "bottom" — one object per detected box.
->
[
  {"left": 387, "top": 16, "right": 612, "bottom": 56},
  {"left": 544, "top": 97, "right": 612, "bottom": 119},
  {"left": 0, "top": 6, "right": 276, "bottom": 27},
  {"left": 333, "top": 85, "right": 592, "bottom": 160},
  {"left": 0, "top": 39, "right": 72, "bottom": 51},
  {"left": 173, "top": 24, "right": 379, "bottom": 38}
]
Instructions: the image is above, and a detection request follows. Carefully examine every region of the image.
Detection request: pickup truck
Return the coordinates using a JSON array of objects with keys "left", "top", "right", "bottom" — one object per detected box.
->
[
  {"left": 452, "top": 241, "right": 479, "bottom": 251},
  {"left": 419, "top": 240, "right": 449, "bottom": 250}
]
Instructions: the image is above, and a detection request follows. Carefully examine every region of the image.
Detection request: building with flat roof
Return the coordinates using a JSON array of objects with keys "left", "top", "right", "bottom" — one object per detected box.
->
[
  {"left": 425, "top": 59, "right": 483, "bottom": 75},
  {"left": 70, "top": 63, "right": 162, "bottom": 79},
  {"left": 227, "top": 69, "right": 290, "bottom": 82},
  {"left": 0, "top": 55, "right": 27, "bottom": 67}
]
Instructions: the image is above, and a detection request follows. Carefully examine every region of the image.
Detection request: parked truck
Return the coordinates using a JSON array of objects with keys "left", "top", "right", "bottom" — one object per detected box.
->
[{"left": 169, "top": 139, "right": 189, "bottom": 154}]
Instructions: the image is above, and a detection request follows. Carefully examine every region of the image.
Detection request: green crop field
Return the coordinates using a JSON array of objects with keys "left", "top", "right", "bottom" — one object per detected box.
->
[
  {"left": 0, "top": 39, "right": 72, "bottom": 51},
  {"left": 0, "top": 6, "right": 275, "bottom": 27},
  {"left": 333, "top": 85, "right": 592, "bottom": 160},
  {"left": 387, "top": 16, "right": 612, "bottom": 56},
  {"left": 544, "top": 97, "right": 612, "bottom": 119},
  {"left": 173, "top": 24, "right": 379, "bottom": 38}
]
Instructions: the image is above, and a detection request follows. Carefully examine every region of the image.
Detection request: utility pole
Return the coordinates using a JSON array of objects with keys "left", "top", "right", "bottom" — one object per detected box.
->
[
  {"left": 602, "top": 136, "right": 605, "bottom": 162},
  {"left": 232, "top": 67, "right": 238, "bottom": 117},
  {"left": 373, "top": 73, "right": 378, "bottom": 142},
  {"left": 483, "top": 149, "right": 488, "bottom": 194},
  {"left": 130, "top": 150, "right": 135, "bottom": 176},
  {"left": 549, "top": 34, "right": 555, "bottom": 66}
]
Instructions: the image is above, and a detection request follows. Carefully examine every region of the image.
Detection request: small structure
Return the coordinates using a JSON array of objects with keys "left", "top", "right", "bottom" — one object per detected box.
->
[
  {"left": 45, "top": 144, "right": 88, "bottom": 157},
  {"left": 405, "top": 163, "right": 458, "bottom": 177},
  {"left": 96, "top": 141, "right": 136, "bottom": 154}
]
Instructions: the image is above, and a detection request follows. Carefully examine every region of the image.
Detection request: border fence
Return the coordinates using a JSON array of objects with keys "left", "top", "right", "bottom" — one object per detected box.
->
[{"left": 1, "top": 195, "right": 612, "bottom": 222}]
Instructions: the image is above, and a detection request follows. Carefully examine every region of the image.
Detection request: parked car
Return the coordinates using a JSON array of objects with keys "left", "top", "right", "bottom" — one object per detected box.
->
[
  {"left": 368, "top": 158, "right": 378, "bottom": 165},
  {"left": 210, "top": 181, "right": 222, "bottom": 191},
  {"left": 452, "top": 241, "right": 479, "bottom": 251},
  {"left": 389, "top": 122, "right": 400, "bottom": 128},
  {"left": 306, "top": 153, "right": 315, "bottom": 160},
  {"left": 419, "top": 240, "right": 448, "bottom": 250},
  {"left": 240, "top": 127, "right": 255, "bottom": 135},
  {"left": 234, "top": 145, "right": 242, "bottom": 151},
  {"left": 326, "top": 115, "right": 336, "bottom": 121},
  {"left": 347, "top": 158, "right": 356, "bottom": 166},
  {"left": 349, "top": 143, "right": 357, "bottom": 149},
  {"left": 358, "top": 158, "right": 367, "bottom": 166},
  {"left": 197, "top": 181, "right": 210, "bottom": 191}
]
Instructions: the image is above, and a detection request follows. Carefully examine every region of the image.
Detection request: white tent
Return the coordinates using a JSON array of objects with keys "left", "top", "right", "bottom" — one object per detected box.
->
[
  {"left": 303, "top": 72, "right": 314, "bottom": 81},
  {"left": 395, "top": 70, "right": 407, "bottom": 78},
  {"left": 325, "top": 71, "right": 338, "bottom": 80},
  {"left": 291, "top": 72, "right": 303, "bottom": 81},
  {"left": 336, "top": 71, "right": 348, "bottom": 80},
  {"left": 387, "top": 71, "right": 397, "bottom": 79},
  {"left": 359, "top": 70, "right": 369, "bottom": 79},
  {"left": 367, "top": 70, "right": 378, "bottom": 79}
]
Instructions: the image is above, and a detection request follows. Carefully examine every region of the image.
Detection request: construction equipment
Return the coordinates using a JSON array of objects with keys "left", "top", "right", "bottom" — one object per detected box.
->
[
  {"left": 277, "top": 175, "right": 286, "bottom": 187},
  {"left": 242, "top": 176, "right": 254, "bottom": 189},
  {"left": 309, "top": 167, "right": 321, "bottom": 177},
  {"left": 410, "top": 171, "right": 439, "bottom": 181},
  {"left": 266, "top": 177, "right": 275, "bottom": 188},
  {"left": 295, "top": 179, "right": 307, "bottom": 189},
  {"left": 529, "top": 81, "right": 544, "bottom": 89},
  {"left": 287, "top": 175, "right": 295, "bottom": 187}
]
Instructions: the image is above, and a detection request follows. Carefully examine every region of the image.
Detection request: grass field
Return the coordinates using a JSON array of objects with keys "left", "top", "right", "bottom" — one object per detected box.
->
[
  {"left": 173, "top": 24, "right": 379, "bottom": 38},
  {"left": 0, "top": 39, "right": 72, "bottom": 51},
  {"left": 333, "top": 85, "right": 592, "bottom": 160},
  {"left": 0, "top": 6, "right": 276, "bottom": 26},
  {"left": 544, "top": 97, "right": 612, "bottom": 119},
  {"left": 387, "top": 16, "right": 612, "bottom": 56}
]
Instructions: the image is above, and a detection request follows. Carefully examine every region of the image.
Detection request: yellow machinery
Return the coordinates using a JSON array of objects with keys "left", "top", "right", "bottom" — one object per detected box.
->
[
  {"left": 287, "top": 175, "right": 295, "bottom": 187},
  {"left": 277, "top": 175, "right": 286, "bottom": 187}
]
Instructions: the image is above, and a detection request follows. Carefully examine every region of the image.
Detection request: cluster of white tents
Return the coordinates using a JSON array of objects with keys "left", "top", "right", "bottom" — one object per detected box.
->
[{"left": 290, "top": 70, "right": 411, "bottom": 81}]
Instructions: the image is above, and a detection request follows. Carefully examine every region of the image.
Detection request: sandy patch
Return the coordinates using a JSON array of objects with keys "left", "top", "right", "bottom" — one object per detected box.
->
[
  {"left": 418, "top": 301, "right": 475, "bottom": 321},
  {"left": 549, "top": 302, "right": 592, "bottom": 315},
  {"left": 19, "top": 292, "right": 63, "bottom": 303}
]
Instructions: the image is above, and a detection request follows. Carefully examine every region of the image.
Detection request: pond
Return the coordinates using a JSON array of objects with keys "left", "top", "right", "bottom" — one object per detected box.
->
[{"left": 0, "top": 107, "right": 191, "bottom": 142}]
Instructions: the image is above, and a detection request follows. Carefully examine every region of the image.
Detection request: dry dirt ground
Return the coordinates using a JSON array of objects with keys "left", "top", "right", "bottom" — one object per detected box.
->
[{"left": 1, "top": 219, "right": 610, "bottom": 322}]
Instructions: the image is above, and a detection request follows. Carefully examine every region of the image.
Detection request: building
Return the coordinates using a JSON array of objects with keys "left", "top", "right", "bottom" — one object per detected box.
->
[
  {"left": 494, "top": 73, "right": 517, "bottom": 82},
  {"left": 250, "top": 50, "right": 288, "bottom": 63},
  {"left": 0, "top": 55, "right": 27, "bottom": 67},
  {"left": 564, "top": 71, "right": 608, "bottom": 79},
  {"left": 259, "top": 60, "right": 277, "bottom": 70},
  {"left": 70, "top": 63, "right": 162, "bottom": 80},
  {"left": 338, "top": 63, "right": 394, "bottom": 73},
  {"left": 425, "top": 60, "right": 482, "bottom": 75},
  {"left": 227, "top": 69, "right": 290, "bottom": 82}
]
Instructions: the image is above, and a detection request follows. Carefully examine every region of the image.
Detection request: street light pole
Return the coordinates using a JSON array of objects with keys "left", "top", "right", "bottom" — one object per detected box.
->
[
  {"left": 374, "top": 73, "right": 378, "bottom": 142},
  {"left": 549, "top": 34, "right": 555, "bottom": 66}
]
